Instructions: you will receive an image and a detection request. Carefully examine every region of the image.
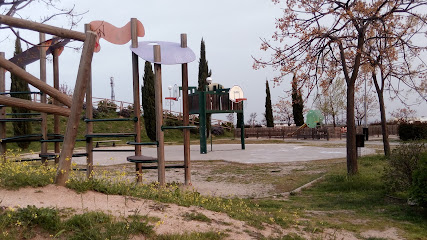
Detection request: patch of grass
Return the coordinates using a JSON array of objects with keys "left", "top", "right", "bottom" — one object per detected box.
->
[
  {"left": 261, "top": 233, "right": 305, "bottom": 240},
  {"left": 154, "top": 231, "right": 227, "bottom": 240},
  {"left": 0, "top": 151, "right": 56, "bottom": 189},
  {"left": 182, "top": 212, "right": 212, "bottom": 223},
  {"left": 0, "top": 205, "right": 154, "bottom": 239},
  {"left": 250, "top": 155, "right": 427, "bottom": 239}
]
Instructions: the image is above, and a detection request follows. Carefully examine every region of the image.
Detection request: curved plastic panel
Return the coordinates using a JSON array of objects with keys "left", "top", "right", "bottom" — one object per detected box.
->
[{"left": 130, "top": 41, "right": 196, "bottom": 65}]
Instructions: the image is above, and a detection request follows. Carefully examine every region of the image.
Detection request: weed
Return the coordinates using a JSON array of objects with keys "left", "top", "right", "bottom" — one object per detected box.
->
[
  {"left": 182, "top": 212, "right": 212, "bottom": 223},
  {"left": 154, "top": 231, "right": 227, "bottom": 240}
]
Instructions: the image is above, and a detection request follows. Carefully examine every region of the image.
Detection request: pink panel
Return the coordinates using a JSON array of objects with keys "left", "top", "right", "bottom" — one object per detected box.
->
[{"left": 90, "top": 20, "right": 145, "bottom": 52}]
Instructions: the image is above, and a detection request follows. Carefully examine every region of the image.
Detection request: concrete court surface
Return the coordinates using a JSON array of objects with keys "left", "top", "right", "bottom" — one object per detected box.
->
[{"left": 71, "top": 142, "right": 376, "bottom": 166}]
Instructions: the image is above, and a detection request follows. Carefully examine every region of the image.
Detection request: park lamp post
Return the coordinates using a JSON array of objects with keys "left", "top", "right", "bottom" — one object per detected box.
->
[{"left": 168, "top": 85, "right": 173, "bottom": 114}]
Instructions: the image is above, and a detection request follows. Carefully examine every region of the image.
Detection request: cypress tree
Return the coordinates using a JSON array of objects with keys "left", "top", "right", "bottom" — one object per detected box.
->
[
  {"left": 265, "top": 80, "right": 274, "bottom": 127},
  {"left": 198, "top": 38, "right": 210, "bottom": 92},
  {"left": 197, "top": 38, "right": 212, "bottom": 135},
  {"left": 10, "top": 34, "right": 32, "bottom": 149},
  {"left": 291, "top": 74, "right": 305, "bottom": 126},
  {"left": 142, "top": 61, "right": 156, "bottom": 141}
]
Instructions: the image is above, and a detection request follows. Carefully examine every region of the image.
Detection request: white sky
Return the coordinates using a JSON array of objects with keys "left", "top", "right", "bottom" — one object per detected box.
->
[{"left": 1, "top": 0, "right": 426, "bottom": 123}]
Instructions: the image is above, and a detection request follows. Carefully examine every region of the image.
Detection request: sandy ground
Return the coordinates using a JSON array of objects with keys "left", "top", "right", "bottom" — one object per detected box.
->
[
  {"left": 0, "top": 140, "right": 405, "bottom": 239},
  {"left": 0, "top": 186, "right": 404, "bottom": 240}
]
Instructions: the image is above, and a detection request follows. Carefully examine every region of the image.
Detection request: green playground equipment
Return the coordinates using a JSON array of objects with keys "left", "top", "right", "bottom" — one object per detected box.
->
[
  {"left": 188, "top": 88, "right": 245, "bottom": 154},
  {"left": 305, "top": 109, "right": 324, "bottom": 128}
]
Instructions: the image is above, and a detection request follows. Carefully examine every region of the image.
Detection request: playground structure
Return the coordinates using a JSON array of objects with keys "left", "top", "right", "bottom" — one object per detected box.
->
[
  {"left": 188, "top": 85, "right": 246, "bottom": 154},
  {"left": 286, "top": 110, "right": 328, "bottom": 139},
  {"left": 0, "top": 15, "right": 196, "bottom": 186}
]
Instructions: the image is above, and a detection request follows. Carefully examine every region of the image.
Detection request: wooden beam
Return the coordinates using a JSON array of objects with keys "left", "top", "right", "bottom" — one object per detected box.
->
[
  {"left": 0, "top": 96, "right": 70, "bottom": 116},
  {"left": 154, "top": 45, "right": 165, "bottom": 186},
  {"left": 55, "top": 31, "right": 97, "bottom": 186},
  {"left": 0, "top": 15, "right": 86, "bottom": 42},
  {"left": 0, "top": 56, "right": 72, "bottom": 107},
  {"left": 181, "top": 33, "right": 191, "bottom": 186},
  {"left": 84, "top": 24, "right": 94, "bottom": 178}
]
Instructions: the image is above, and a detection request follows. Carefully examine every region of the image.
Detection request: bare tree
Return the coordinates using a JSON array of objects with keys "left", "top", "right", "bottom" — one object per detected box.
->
[
  {"left": 274, "top": 98, "right": 293, "bottom": 126},
  {"left": 254, "top": 0, "right": 427, "bottom": 175},
  {"left": 248, "top": 112, "right": 258, "bottom": 128},
  {"left": 314, "top": 78, "right": 346, "bottom": 127},
  {"left": 355, "top": 85, "right": 378, "bottom": 126},
  {"left": 1, "top": 1, "right": 85, "bottom": 46},
  {"left": 390, "top": 107, "right": 417, "bottom": 123}
]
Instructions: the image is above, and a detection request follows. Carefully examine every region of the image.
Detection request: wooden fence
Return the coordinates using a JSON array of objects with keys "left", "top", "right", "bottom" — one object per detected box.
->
[{"left": 235, "top": 125, "right": 399, "bottom": 140}]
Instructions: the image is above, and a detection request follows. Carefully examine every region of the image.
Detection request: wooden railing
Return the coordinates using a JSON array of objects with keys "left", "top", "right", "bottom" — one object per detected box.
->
[{"left": 235, "top": 125, "right": 399, "bottom": 139}]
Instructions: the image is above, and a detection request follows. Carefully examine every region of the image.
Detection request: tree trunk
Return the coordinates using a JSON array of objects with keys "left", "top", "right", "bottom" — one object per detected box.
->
[
  {"left": 378, "top": 93, "right": 390, "bottom": 156},
  {"left": 372, "top": 71, "right": 390, "bottom": 157},
  {"left": 346, "top": 81, "right": 358, "bottom": 175}
]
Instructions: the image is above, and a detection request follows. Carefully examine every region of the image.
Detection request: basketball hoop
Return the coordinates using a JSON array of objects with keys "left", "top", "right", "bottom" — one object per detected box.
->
[
  {"left": 165, "top": 97, "right": 177, "bottom": 101},
  {"left": 235, "top": 98, "right": 247, "bottom": 103}
]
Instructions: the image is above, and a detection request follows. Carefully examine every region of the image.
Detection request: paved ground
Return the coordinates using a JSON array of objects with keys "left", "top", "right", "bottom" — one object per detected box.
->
[
  {"left": 69, "top": 140, "right": 377, "bottom": 166},
  {"left": 19, "top": 137, "right": 390, "bottom": 166}
]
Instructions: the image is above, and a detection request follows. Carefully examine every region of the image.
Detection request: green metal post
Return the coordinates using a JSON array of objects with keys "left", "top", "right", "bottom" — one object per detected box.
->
[
  {"left": 199, "top": 92, "right": 207, "bottom": 154},
  {"left": 240, "top": 112, "right": 245, "bottom": 150}
]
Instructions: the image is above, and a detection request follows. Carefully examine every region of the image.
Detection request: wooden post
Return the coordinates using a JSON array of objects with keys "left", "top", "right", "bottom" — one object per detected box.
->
[
  {"left": 154, "top": 45, "right": 165, "bottom": 186},
  {"left": 39, "top": 33, "right": 48, "bottom": 165},
  {"left": 181, "top": 34, "right": 191, "bottom": 185},
  {"left": 55, "top": 31, "right": 97, "bottom": 186},
  {"left": 131, "top": 18, "right": 142, "bottom": 182},
  {"left": 0, "top": 57, "right": 72, "bottom": 107},
  {"left": 0, "top": 52, "right": 6, "bottom": 161},
  {"left": 53, "top": 47, "right": 60, "bottom": 163},
  {"left": 84, "top": 24, "right": 94, "bottom": 178}
]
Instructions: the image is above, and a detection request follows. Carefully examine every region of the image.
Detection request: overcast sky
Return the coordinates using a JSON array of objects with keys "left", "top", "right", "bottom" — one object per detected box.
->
[{"left": 1, "top": 0, "right": 426, "bottom": 123}]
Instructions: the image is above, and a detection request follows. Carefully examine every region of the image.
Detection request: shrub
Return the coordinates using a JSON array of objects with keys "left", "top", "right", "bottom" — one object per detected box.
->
[
  {"left": 97, "top": 100, "right": 117, "bottom": 114},
  {"left": 383, "top": 142, "right": 426, "bottom": 193},
  {"left": 411, "top": 152, "right": 427, "bottom": 207},
  {"left": 118, "top": 108, "right": 132, "bottom": 118},
  {"left": 398, "top": 123, "right": 427, "bottom": 141},
  {"left": 211, "top": 126, "right": 224, "bottom": 136}
]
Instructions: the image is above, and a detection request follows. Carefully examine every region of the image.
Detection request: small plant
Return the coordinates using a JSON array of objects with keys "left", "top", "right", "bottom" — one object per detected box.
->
[
  {"left": 211, "top": 126, "right": 224, "bottom": 136},
  {"left": 97, "top": 99, "right": 118, "bottom": 114},
  {"left": 411, "top": 152, "right": 427, "bottom": 207},
  {"left": 383, "top": 142, "right": 426, "bottom": 193},
  {"left": 119, "top": 108, "right": 133, "bottom": 118},
  {"left": 182, "top": 212, "right": 212, "bottom": 223},
  {"left": 0, "top": 150, "right": 56, "bottom": 189}
]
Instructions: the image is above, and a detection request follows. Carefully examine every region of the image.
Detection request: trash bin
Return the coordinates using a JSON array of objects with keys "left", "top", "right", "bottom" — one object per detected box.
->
[
  {"left": 356, "top": 134, "right": 365, "bottom": 147},
  {"left": 363, "top": 127, "right": 369, "bottom": 141}
]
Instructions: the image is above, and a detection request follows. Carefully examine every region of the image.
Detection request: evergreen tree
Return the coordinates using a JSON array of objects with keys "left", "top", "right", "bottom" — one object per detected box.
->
[
  {"left": 291, "top": 74, "right": 304, "bottom": 126},
  {"left": 197, "top": 38, "right": 212, "bottom": 135},
  {"left": 142, "top": 61, "right": 156, "bottom": 141},
  {"left": 265, "top": 80, "right": 274, "bottom": 127},
  {"left": 10, "top": 34, "right": 32, "bottom": 149},
  {"left": 198, "top": 38, "right": 210, "bottom": 92}
]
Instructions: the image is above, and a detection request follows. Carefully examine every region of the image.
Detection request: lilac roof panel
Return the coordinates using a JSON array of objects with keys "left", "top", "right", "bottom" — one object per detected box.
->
[{"left": 130, "top": 41, "right": 196, "bottom": 65}]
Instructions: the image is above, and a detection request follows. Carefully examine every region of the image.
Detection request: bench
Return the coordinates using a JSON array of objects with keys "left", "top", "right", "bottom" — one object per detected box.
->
[
  {"left": 94, "top": 140, "right": 121, "bottom": 148},
  {"left": 127, "top": 155, "right": 184, "bottom": 170}
]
